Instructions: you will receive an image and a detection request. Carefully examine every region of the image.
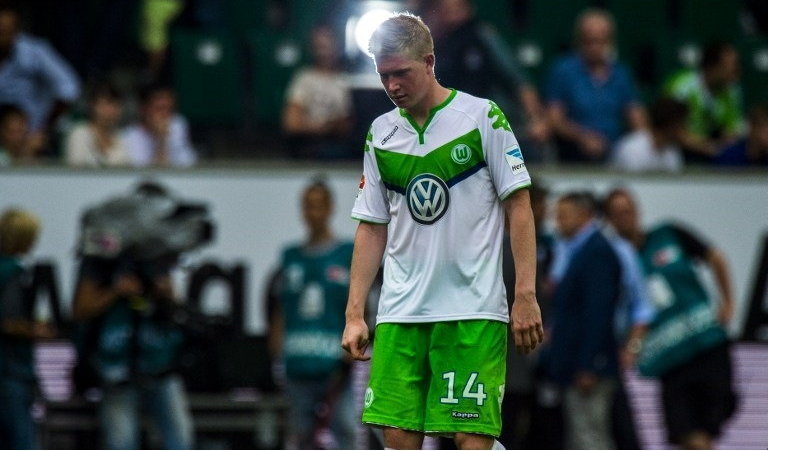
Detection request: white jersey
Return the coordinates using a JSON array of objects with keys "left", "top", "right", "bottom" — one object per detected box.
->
[{"left": 351, "top": 90, "right": 532, "bottom": 324}]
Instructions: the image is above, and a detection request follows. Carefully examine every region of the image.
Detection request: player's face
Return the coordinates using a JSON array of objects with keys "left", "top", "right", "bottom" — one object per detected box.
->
[
  {"left": 302, "top": 188, "right": 332, "bottom": 235},
  {"left": 606, "top": 194, "right": 639, "bottom": 238},
  {"left": 555, "top": 201, "right": 590, "bottom": 239},
  {"left": 375, "top": 53, "right": 432, "bottom": 112}
]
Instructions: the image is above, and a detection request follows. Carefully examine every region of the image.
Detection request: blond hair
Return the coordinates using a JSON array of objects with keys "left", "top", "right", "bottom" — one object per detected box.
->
[
  {"left": 0, "top": 208, "right": 40, "bottom": 255},
  {"left": 367, "top": 12, "right": 434, "bottom": 61}
]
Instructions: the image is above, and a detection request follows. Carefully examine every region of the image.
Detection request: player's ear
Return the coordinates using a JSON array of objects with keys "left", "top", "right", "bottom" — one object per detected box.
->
[{"left": 424, "top": 53, "right": 435, "bottom": 74}]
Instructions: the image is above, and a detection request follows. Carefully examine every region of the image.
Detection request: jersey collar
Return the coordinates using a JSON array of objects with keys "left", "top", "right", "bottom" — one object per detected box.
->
[{"left": 399, "top": 89, "right": 457, "bottom": 145}]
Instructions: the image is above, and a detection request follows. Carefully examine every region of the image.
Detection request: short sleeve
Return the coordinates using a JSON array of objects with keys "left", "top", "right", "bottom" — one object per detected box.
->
[
  {"left": 481, "top": 101, "right": 532, "bottom": 200},
  {"left": 351, "top": 128, "right": 390, "bottom": 223}
]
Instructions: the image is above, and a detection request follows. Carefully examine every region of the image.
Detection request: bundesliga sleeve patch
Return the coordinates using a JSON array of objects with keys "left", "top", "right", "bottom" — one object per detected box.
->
[
  {"left": 504, "top": 147, "right": 527, "bottom": 175},
  {"left": 356, "top": 174, "right": 366, "bottom": 198}
]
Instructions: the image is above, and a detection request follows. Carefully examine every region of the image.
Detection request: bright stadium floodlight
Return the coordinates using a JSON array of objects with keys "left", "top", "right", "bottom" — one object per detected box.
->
[{"left": 354, "top": 8, "right": 394, "bottom": 56}]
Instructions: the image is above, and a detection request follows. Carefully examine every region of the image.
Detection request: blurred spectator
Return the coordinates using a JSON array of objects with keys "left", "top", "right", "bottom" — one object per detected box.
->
[
  {"left": 597, "top": 196, "right": 654, "bottom": 450},
  {"left": 610, "top": 97, "right": 689, "bottom": 173},
  {"left": 0, "top": 1, "right": 80, "bottom": 157},
  {"left": 0, "top": 103, "right": 31, "bottom": 165},
  {"left": 140, "top": 0, "right": 185, "bottom": 82},
  {"left": 124, "top": 83, "right": 197, "bottom": 167},
  {"left": 424, "top": 0, "right": 550, "bottom": 160},
  {"left": 266, "top": 179, "right": 357, "bottom": 449},
  {"left": 500, "top": 181, "right": 561, "bottom": 450},
  {"left": 544, "top": 8, "right": 647, "bottom": 163},
  {"left": 65, "top": 83, "right": 131, "bottom": 168},
  {"left": 604, "top": 188, "right": 737, "bottom": 450},
  {"left": 1, "top": 208, "right": 57, "bottom": 449},
  {"left": 543, "top": 192, "right": 621, "bottom": 449},
  {"left": 714, "top": 104, "right": 768, "bottom": 167},
  {"left": 281, "top": 25, "right": 354, "bottom": 160},
  {"left": 663, "top": 42, "right": 746, "bottom": 163},
  {"left": 71, "top": 186, "right": 194, "bottom": 449}
]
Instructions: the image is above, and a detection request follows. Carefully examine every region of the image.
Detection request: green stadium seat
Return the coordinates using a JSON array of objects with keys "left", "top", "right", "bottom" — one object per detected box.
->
[
  {"left": 288, "top": 0, "right": 337, "bottom": 40},
  {"left": 222, "top": 0, "right": 272, "bottom": 40},
  {"left": 525, "top": 0, "right": 592, "bottom": 55},
  {"left": 737, "top": 37, "right": 768, "bottom": 110},
  {"left": 609, "top": 0, "right": 671, "bottom": 89},
  {"left": 171, "top": 29, "right": 244, "bottom": 124},
  {"left": 678, "top": 0, "right": 744, "bottom": 43},
  {"left": 249, "top": 30, "right": 306, "bottom": 126},
  {"left": 473, "top": 0, "right": 514, "bottom": 32},
  {"left": 507, "top": 35, "right": 558, "bottom": 86}
]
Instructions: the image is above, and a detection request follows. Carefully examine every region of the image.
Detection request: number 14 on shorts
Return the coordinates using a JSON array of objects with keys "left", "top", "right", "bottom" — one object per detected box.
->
[{"left": 440, "top": 372, "right": 487, "bottom": 406}]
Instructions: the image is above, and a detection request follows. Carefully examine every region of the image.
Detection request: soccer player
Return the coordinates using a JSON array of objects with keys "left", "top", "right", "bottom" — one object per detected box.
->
[{"left": 340, "top": 13, "right": 544, "bottom": 450}]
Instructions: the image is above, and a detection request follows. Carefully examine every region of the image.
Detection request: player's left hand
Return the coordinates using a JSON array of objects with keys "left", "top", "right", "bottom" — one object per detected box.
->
[
  {"left": 510, "top": 292, "right": 545, "bottom": 354},
  {"left": 341, "top": 319, "right": 371, "bottom": 361}
]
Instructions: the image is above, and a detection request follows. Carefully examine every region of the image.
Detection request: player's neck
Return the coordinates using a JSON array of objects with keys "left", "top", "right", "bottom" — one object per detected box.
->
[
  {"left": 406, "top": 84, "right": 451, "bottom": 126},
  {"left": 308, "top": 229, "right": 333, "bottom": 246}
]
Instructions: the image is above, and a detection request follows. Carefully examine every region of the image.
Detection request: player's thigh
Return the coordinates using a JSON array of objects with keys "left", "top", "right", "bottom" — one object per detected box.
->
[
  {"left": 363, "top": 323, "right": 432, "bottom": 431},
  {"left": 426, "top": 320, "right": 507, "bottom": 437}
]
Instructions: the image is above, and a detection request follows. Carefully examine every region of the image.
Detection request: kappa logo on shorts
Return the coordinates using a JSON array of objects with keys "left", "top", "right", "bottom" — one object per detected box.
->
[
  {"left": 406, "top": 173, "right": 450, "bottom": 225},
  {"left": 451, "top": 411, "right": 480, "bottom": 420},
  {"left": 364, "top": 387, "right": 374, "bottom": 408}
]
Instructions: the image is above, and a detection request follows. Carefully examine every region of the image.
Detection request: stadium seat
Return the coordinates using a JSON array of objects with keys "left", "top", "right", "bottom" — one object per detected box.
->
[
  {"left": 737, "top": 36, "right": 768, "bottom": 110},
  {"left": 678, "top": 0, "right": 744, "bottom": 43},
  {"left": 171, "top": 29, "right": 244, "bottom": 124},
  {"left": 222, "top": 0, "right": 272, "bottom": 41},
  {"left": 609, "top": 0, "right": 672, "bottom": 91},
  {"left": 473, "top": 0, "right": 514, "bottom": 33},
  {"left": 525, "top": 0, "right": 592, "bottom": 56},
  {"left": 248, "top": 30, "right": 306, "bottom": 126},
  {"left": 288, "top": 0, "right": 338, "bottom": 40}
]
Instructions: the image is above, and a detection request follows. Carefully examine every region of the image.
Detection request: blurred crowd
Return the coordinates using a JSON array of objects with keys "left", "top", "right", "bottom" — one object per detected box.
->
[{"left": 0, "top": 0, "right": 767, "bottom": 170}]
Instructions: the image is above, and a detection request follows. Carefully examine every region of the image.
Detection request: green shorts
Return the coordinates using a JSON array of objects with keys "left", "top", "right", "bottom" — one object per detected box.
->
[{"left": 362, "top": 319, "right": 507, "bottom": 437}]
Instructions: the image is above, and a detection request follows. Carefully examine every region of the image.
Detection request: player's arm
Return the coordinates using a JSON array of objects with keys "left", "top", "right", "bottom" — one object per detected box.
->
[
  {"left": 503, "top": 188, "right": 544, "bottom": 354},
  {"left": 342, "top": 221, "right": 387, "bottom": 361},
  {"left": 673, "top": 224, "right": 735, "bottom": 326}
]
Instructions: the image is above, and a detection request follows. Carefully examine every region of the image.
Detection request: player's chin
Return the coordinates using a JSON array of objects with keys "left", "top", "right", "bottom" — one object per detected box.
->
[{"left": 390, "top": 95, "right": 408, "bottom": 107}]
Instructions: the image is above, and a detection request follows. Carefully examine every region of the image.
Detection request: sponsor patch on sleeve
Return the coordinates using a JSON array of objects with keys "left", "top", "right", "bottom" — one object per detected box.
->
[
  {"left": 504, "top": 147, "right": 527, "bottom": 175},
  {"left": 356, "top": 174, "right": 366, "bottom": 198}
]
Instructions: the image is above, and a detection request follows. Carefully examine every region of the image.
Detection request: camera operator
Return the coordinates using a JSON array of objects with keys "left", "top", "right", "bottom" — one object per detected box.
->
[
  {"left": 72, "top": 254, "right": 194, "bottom": 449},
  {"left": 69, "top": 181, "right": 211, "bottom": 449}
]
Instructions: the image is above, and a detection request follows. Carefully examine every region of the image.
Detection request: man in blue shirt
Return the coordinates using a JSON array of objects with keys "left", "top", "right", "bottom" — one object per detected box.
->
[
  {"left": 0, "top": 2, "right": 80, "bottom": 157},
  {"left": 545, "top": 8, "right": 647, "bottom": 163}
]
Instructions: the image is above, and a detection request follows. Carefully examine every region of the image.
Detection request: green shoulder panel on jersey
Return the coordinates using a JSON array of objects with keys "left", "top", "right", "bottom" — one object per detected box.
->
[
  {"left": 364, "top": 127, "right": 374, "bottom": 152},
  {"left": 487, "top": 100, "right": 511, "bottom": 132},
  {"left": 373, "top": 128, "right": 484, "bottom": 192}
]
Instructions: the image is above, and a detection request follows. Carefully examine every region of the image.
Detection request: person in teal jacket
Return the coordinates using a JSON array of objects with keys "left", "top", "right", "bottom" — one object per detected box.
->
[
  {"left": 267, "top": 179, "right": 357, "bottom": 449},
  {"left": 604, "top": 188, "right": 737, "bottom": 450}
]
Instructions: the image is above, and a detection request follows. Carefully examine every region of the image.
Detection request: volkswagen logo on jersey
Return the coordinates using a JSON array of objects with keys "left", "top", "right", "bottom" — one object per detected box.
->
[{"left": 406, "top": 173, "right": 449, "bottom": 225}]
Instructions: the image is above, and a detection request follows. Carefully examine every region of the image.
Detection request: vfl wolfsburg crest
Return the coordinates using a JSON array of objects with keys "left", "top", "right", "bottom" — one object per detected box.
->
[
  {"left": 364, "top": 387, "right": 374, "bottom": 408},
  {"left": 406, "top": 173, "right": 449, "bottom": 225},
  {"left": 451, "top": 144, "right": 472, "bottom": 164}
]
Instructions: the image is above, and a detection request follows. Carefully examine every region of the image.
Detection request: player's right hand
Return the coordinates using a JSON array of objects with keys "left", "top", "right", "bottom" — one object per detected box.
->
[{"left": 341, "top": 319, "right": 371, "bottom": 361}]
